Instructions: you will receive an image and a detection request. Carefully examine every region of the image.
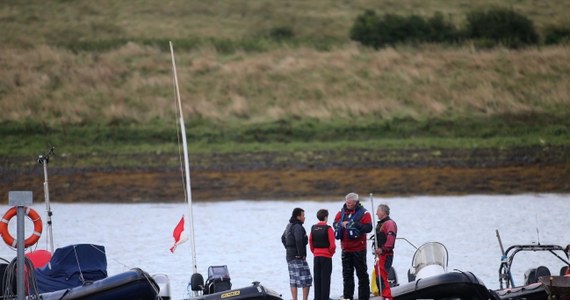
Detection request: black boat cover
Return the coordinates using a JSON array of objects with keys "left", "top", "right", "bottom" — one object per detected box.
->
[{"left": 35, "top": 244, "right": 108, "bottom": 293}]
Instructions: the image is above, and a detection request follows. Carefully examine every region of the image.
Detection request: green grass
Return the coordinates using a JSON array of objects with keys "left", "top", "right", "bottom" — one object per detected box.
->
[{"left": 2, "top": 116, "right": 568, "bottom": 162}]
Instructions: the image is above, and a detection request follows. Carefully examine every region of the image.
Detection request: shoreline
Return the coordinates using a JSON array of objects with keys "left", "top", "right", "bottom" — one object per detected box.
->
[{"left": 1, "top": 146, "right": 568, "bottom": 202}]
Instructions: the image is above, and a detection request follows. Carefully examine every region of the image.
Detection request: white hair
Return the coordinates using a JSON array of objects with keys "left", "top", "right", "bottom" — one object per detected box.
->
[
  {"left": 345, "top": 192, "right": 359, "bottom": 201},
  {"left": 378, "top": 204, "right": 390, "bottom": 215}
]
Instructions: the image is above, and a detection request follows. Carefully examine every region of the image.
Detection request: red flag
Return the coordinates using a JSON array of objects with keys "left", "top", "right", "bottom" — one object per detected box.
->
[{"left": 170, "top": 215, "right": 188, "bottom": 253}]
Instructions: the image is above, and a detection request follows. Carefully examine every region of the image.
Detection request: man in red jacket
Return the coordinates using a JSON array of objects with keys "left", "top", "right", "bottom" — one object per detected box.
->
[
  {"left": 333, "top": 193, "right": 373, "bottom": 300},
  {"left": 310, "top": 209, "right": 336, "bottom": 300},
  {"left": 373, "top": 204, "right": 398, "bottom": 300}
]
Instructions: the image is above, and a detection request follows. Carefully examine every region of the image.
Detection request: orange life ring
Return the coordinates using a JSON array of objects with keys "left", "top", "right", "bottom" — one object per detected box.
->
[{"left": 0, "top": 207, "right": 43, "bottom": 248}]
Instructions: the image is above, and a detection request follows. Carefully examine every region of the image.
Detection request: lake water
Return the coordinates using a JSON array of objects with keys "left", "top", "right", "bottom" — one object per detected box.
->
[{"left": 0, "top": 194, "right": 568, "bottom": 300}]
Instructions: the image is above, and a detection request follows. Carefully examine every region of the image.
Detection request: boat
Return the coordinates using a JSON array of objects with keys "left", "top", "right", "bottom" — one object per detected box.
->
[
  {"left": 0, "top": 160, "right": 163, "bottom": 300},
  {"left": 38, "top": 268, "right": 160, "bottom": 300},
  {"left": 182, "top": 265, "right": 282, "bottom": 300},
  {"left": 490, "top": 241, "right": 570, "bottom": 300},
  {"left": 391, "top": 270, "right": 492, "bottom": 300},
  {"left": 385, "top": 241, "right": 493, "bottom": 299},
  {"left": 0, "top": 204, "right": 163, "bottom": 300}
]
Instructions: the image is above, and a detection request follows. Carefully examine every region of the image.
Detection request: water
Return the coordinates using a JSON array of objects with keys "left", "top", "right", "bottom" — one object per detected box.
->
[{"left": 1, "top": 194, "right": 568, "bottom": 300}]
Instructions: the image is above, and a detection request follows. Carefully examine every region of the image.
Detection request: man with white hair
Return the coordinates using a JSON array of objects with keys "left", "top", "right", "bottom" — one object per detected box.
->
[{"left": 333, "top": 193, "right": 373, "bottom": 300}]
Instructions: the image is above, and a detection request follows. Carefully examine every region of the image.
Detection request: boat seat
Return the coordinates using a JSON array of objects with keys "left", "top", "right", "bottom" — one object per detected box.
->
[
  {"left": 560, "top": 266, "right": 569, "bottom": 276},
  {"left": 524, "top": 265, "right": 551, "bottom": 285}
]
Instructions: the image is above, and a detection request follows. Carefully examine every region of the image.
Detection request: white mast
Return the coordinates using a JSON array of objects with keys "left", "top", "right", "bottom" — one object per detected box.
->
[
  {"left": 38, "top": 147, "right": 56, "bottom": 255},
  {"left": 169, "top": 41, "right": 197, "bottom": 274}
]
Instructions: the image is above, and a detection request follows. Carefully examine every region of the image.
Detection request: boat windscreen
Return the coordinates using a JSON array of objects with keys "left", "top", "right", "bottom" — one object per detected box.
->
[{"left": 412, "top": 242, "right": 448, "bottom": 271}]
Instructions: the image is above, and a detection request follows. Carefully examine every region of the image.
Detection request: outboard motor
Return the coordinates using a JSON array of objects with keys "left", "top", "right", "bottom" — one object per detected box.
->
[{"left": 152, "top": 273, "right": 171, "bottom": 300}]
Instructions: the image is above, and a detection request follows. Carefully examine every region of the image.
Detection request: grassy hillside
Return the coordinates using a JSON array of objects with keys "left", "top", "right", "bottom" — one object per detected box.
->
[{"left": 1, "top": 0, "right": 569, "bottom": 160}]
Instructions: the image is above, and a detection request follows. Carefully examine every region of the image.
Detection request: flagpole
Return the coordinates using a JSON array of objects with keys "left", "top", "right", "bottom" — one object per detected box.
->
[{"left": 170, "top": 41, "right": 197, "bottom": 274}]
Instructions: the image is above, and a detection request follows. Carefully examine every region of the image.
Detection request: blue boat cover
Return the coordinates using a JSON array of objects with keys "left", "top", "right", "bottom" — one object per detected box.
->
[{"left": 34, "top": 244, "right": 108, "bottom": 293}]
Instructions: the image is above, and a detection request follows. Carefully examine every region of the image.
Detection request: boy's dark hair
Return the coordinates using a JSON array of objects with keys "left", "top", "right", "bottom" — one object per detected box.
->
[
  {"left": 316, "top": 209, "right": 328, "bottom": 221},
  {"left": 292, "top": 207, "right": 304, "bottom": 218}
]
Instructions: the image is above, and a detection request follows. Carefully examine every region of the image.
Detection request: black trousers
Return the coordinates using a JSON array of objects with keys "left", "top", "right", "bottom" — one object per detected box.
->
[
  {"left": 341, "top": 250, "right": 369, "bottom": 300},
  {"left": 313, "top": 256, "right": 332, "bottom": 300}
]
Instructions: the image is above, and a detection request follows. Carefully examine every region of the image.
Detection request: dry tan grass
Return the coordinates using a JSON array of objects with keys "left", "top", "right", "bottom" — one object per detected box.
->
[
  {"left": 2, "top": 1, "right": 569, "bottom": 126},
  {"left": 1, "top": 43, "right": 569, "bottom": 125},
  {"left": 3, "top": 0, "right": 569, "bottom": 46}
]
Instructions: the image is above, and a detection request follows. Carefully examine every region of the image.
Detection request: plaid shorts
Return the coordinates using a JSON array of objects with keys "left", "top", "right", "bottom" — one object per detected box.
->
[{"left": 287, "top": 259, "right": 312, "bottom": 288}]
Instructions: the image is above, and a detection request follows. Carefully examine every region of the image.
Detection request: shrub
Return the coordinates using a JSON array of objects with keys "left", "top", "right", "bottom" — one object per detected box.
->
[
  {"left": 350, "top": 9, "right": 382, "bottom": 48},
  {"left": 350, "top": 10, "right": 460, "bottom": 48},
  {"left": 426, "top": 12, "right": 461, "bottom": 43},
  {"left": 465, "top": 8, "right": 539, "bottom": 48},
  {"left": 544, "top": 25, "right": 570, "bottom": 45}
]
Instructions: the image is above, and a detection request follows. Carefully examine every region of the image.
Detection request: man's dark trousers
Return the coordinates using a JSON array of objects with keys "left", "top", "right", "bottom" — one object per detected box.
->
[{"left": 341, "top": 250, "right": 369, "bottom": 300}]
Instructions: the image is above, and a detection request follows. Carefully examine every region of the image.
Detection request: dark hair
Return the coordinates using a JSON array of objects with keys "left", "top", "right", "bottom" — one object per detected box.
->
[
  {"left": 291, "top": 207, "right": 304, "bottom": 219},
  {"left": 316, "top": 209, "right": 328, "bottom": 221}
]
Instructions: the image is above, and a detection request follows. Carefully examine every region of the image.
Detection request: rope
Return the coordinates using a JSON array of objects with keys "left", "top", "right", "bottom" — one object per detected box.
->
[
  {"left": 2, "top": 257, "right": 41, "bottom": 300},
  {"left": 72, "top": 245, "right": 86, "bottom": 284}
]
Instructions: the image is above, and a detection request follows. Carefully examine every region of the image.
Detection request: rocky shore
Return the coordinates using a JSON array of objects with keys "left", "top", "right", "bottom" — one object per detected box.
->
[{"left": 1, "top": 146, "right": 569, "bottom": 202}]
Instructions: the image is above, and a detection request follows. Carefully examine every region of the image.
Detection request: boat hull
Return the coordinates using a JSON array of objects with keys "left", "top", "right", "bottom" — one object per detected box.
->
[
  {"left": 39, "top": 268, "right": 159, "bottom": 300},
  {"left": 186, "top": 282, "right": 283, "bottom": 300},
  {"left": 383, "top": 271, "right": 491, "bottom": 300}
]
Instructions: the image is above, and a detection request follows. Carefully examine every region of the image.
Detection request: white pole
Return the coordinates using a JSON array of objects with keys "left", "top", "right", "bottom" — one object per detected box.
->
[
  {"left": 38, "top": 148, "right": 55, "bottom": 256},
  {"left": 42, "top": 160, "right": 55, "bottom": 254},
  {"left": 169, "top": 41, "right": 197, "bottom": 274},
  {"left": 370, "top": 193, "right": 379, "bottom": 249},
  {"left": 369, "top": 193, "right": 383, "bottom": 300}
]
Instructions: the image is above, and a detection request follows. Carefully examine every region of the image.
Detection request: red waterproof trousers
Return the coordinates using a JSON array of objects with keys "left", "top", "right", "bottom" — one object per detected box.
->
[{"left": 375, "top": 253, "right": 393, "bottom": 300}]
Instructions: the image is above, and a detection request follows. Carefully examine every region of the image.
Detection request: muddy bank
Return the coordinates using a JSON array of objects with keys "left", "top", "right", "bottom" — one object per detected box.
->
[{"left": 1, "top": 146, "right": 569, "bottom": 202}]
